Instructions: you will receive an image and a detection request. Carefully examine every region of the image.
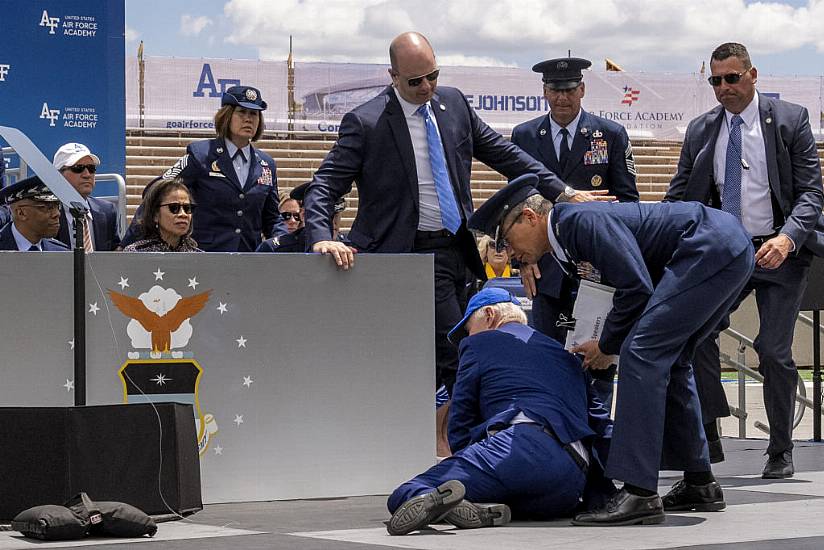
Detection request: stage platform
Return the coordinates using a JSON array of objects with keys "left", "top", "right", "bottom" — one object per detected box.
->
[{"left": 3, "top": 437, "right": 824, "bottom": 550}]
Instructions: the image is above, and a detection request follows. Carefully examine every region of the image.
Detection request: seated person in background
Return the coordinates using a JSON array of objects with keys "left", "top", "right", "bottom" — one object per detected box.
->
[
  {"left": 477, "top": 235, "right": 514, "bottom": 278},
  {"left": 52, "top": 143, "right": 120, "bottom": 251},
  {"left": 123, "top": 178, "right": 200, "bottom": 252},
  {"left": 279, "top": 193, "right": 302, "bottom": 233},
  {"left": 386, "top": 287, "right": 613, "bottom": 536},
  {"left": 256, "top": 182, "right": 348, "bottom": 252},
  {"left": 0, "top": 176, "right": 69, "bottom": 251}
]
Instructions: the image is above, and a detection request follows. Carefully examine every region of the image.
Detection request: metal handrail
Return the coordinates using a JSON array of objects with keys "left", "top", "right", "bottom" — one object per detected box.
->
[{"left": 721, "top": 326, "right": 817, "bottom": 438}]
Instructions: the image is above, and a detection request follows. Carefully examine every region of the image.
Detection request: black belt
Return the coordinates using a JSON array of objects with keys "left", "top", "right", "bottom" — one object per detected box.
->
[
  {"left": 414, "top": 229, "right": 457, "bottom": 250},
  {"left": 751, "top": 232, "right": 779, "bottom": 248}
]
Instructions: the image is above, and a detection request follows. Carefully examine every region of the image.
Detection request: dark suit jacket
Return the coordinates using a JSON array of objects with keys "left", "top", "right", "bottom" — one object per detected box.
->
[
  {"left": 303, "top": 86, "right": 567, "bottom": 277},
  {"left": 0, "top": 222, "right": 70, "bottom": 251},
  {"left": 56, "top": 196, "right": 120, "bottom": 251},
  {"left": 512, "top": 110, "right": 639, "bottom": 298},
  {"left": 550, "top": 201, "right": 752, "bottom": 355},
  {"left": 665, "top": 93, "right": 823, "bottom": 252}
]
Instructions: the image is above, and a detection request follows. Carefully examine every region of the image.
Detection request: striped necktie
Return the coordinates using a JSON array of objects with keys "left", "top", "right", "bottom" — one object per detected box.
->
[{"left": 80, "top": 214, "right": 93, "bottom": 252}]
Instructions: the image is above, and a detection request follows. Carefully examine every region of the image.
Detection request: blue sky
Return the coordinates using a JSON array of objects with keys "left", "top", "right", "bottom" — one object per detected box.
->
[{"left": 125, "top": 0, "right": 824, "bottom": 75}]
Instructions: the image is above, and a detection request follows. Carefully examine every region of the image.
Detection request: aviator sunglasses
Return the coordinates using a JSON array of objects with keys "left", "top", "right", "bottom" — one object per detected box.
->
[
  {"left": 281, "top": 212, "right": 301, "bottom": 222},
  {"left": 707, "top": 72, "right": 746, "bottom": 87},
  {"left": 161, "top": 202, "right": 195, "bottom": 214},
  {"left": 396, "top": 69, "right": 440, "bottom": 87},
  {"left": 63, "top": 163, "right": 97, "bottom": 174}
]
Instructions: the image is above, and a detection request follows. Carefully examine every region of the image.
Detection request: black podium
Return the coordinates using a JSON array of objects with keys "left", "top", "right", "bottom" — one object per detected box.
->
[
  {"left": 0, "top": 403, "right": 202, "bottom": 520},
  {"left": 800, "top": 256, "right": 824, "bottom": 442}
]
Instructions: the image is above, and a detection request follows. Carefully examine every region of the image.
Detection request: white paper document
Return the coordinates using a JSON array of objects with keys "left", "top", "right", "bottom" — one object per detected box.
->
[{"left": 564, "top": 279, "right": 616, "bottom": 351}]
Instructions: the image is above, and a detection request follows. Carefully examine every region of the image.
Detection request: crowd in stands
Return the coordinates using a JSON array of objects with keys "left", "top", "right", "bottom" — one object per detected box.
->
[{"left": 1, "top": 30, "right": 822, "bottom": 534}]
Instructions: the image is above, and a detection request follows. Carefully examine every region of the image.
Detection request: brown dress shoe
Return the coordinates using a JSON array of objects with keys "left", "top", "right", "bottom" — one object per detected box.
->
[
  {"left": 572, "top": 488, "right": 665, "bottom": 526},
  {"left": 662, "top": 480, "right": 726, "bottom": 511}
]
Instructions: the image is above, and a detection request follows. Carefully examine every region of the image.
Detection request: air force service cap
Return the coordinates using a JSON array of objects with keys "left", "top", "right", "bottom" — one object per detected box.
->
[
  {"left": 0, "top": 176, "right": 60, "bottom": 205},
  {"left": 468, "top": 173, "right": 542, "bottom": 251},
  {"left": 533, "top": 57, "right": 592, "bottom": 90},
  {"left": 222, "top": 85, "right": 268, "bottom": 111},
  {"left": 448, "top": 287, "right": 522, "bottom": 343}
]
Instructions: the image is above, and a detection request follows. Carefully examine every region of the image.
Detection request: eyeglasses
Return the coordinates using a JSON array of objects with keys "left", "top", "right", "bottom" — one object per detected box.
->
[
  {"left": 395, "top": 69, "right": 440, "bottom": 87},
  {"left": 708, "top": 72, "right": 745, "bottom": 87},
  {"left": 494, "top": 211, "right": 523, "bottom": 253},
  {"left": 161, "top": 202, "right": 195, "bottom": 214},
  {"left": 63, "top": 164, "right": 97, "bottom": 174},
  {"left": 282, "top": 212, "right": 301, "bottom": 222}
]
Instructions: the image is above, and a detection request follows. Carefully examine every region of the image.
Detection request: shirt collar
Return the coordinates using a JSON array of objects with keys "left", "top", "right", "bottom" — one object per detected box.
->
[
  {"left": 550, "top": 109, "right": 583, "bottom": 141},
  {"left": 225, "top": 140, "right": 251, "bottom": 162},
  {"left": 11, "top": 222, "right": 41, "bottom": 251},
  {"left": 546, "top": 208, "right": 569, "bottom": 264},
  {"left": 393, "top": 86, "right": 430, "bottom": 119},
  {"left": 725, "top": 91, "right": 759, "bottom": 129}
]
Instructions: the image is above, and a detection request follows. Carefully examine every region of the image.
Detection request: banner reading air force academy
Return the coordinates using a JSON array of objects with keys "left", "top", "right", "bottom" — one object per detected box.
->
[
  {"left": 127, "top": 57, "right": 823, "bottom": 140},
  {"left": 0, "top": 0, "right": 125, "bottom": 195}
]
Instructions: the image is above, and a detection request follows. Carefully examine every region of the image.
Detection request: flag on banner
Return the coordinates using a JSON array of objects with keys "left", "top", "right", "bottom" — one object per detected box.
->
[{"left": 621, "top": 86, "right": 640, "bottom": 106}]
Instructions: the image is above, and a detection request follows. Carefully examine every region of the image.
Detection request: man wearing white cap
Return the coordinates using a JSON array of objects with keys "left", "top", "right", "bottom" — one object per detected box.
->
[{"left": 52, "top": 142, "right": 120, "bottom": 251}]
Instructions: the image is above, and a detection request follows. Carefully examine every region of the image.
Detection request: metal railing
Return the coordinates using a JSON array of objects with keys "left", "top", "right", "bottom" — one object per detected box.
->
[{"left": 721, "top": 326, "right": 820, "bottom": 438}]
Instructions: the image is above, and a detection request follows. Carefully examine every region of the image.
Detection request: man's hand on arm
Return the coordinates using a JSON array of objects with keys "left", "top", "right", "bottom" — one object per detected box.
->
[
  {"left": 312, "top": 240, "right": 356, "bottom": 270},
  {"left": 568, "top": 189, "right": 615, "bottom": 203},
  {"left": 755, "top": 234, "right": 793, "bottom": 270},
  {"left": 520, "top": 262, "right": 541, "bottom": 299},
  {"left": 571, "top": 339, "right": 616, "bottom": 371}
]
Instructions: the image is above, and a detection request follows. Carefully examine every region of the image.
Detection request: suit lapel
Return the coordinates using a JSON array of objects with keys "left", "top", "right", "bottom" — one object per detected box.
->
[
  {"left": 215, "top": 138, "right": 243, "bottom": 191},
  {"left": 536, "top": 115, "right": 559, "bottom": 172},
  {"left": 57, "top": 209, "right": 71, "bottom": 247},
  {"left": 385, "top": 88, "right": 420, "bottom": 206},
  {"left": 244, "top": 147, "right": 264, "bottom": 191},
  {"left": 429, "top": 93, "right": 465, "bottom": 211},
  {"left": 759, "top": 95, "right": 781, "bottom": 200},
  {"left": 88, "top": 199, "right": 109, "bottom": 249},
  {"left": 564, "top": 110, "right": 591, "bottom": 177},
  {"left": 699, "top": 107, "right": 725, "bottom": 181}
]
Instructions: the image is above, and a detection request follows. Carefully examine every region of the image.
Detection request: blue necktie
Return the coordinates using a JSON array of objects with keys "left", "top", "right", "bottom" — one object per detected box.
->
[
  {"left": 417, "top": 104, "right": 462, "bottom": 234},
  {"left": 722, "top": 115, "right": 744, "bottom": 220},
  {"left": 28, "top": 244, "right": 40, "bottom": 251}
]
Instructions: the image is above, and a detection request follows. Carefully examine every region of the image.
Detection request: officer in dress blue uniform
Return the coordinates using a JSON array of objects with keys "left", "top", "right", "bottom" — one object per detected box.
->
[
  {"left": 0, "top": 176, "right": 69, "bottom": 251},
  {"left": 386, "top": 287, "right": 614, "bottom": 535},
  {"left": 468, "top": 175, "right": 755, "bottom": 526},
  {"left": 511, "top": 57, "right": 639, "bottom": 409},
  {"left": 123, "top": 86, "right": 286, "bottom": 251}
]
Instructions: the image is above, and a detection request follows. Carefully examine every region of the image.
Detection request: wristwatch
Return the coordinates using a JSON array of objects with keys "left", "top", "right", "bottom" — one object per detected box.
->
[{"left": 555, "top": 186, "right": 578, "bottom": 202}]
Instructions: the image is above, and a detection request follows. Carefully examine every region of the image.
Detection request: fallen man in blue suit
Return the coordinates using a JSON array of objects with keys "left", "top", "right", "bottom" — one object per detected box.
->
[
  {"left": 386, "top": 287, "right": 614, "bottom": 535},
  {"left": 466, "top": 174, "right": 755, "bottom": 526}
]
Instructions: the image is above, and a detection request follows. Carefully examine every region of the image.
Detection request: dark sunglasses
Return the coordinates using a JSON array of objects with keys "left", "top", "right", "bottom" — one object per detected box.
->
[
  {"left": 161, "top": 202, "right": 195, "bottom": 214},
  {"left": 64, "top": 163, "right": 97, "bottom": 174},
  {"left": 402, "top": 69, "right": 440, "bottom": 87},
  {"left": 282, "top": 212, "right": 301, "bottom": 222},
  {"left": 707, "top": 72, "right": 745, "bottom": 87}
]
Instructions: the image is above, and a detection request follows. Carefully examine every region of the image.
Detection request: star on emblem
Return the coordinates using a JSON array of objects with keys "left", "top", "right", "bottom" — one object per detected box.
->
[
  {"left": 242, "top": 376, "right": 254, "bottom": 388},
  {"left": 153, "top": 268, "right": 165, "bottom": 281},
  {"left": 63, "top": 379, "right": 74, "bottom": 392},
  {"left": 150, "top": 373, "right": 172, "bottom": 386},
  {"left": 214, "top": 445, "right": 223, "bottom": 455},
  {"left": 217, "top": 302, "right": 228, "bottom": 314},
  {"left": 188, "top": 277, "right": 200, "bottom": 289},
  {"left": 118, "top": 277, "right": 129, "bottom": 290},
  {"left": 236, "top": 336, "right": 247, "bottom": 348},
  {"left": 234, "top": 414, "right": 244, "bottom": 426},
  {"left": 88, "top": 302, "right": 100, "bottom": 315}
]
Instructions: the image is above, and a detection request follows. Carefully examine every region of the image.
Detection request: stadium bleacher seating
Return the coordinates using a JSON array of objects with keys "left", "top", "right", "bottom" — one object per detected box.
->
[{"left": 125, "top": 129, "right": 824, "bottom": 232}]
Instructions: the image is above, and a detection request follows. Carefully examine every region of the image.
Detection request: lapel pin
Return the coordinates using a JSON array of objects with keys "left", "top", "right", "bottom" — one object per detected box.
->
[
  {"left": 540, "top": 128, "right": 547, "bottom": 136},
  {"left": 592, "top": 130, "right": 603, "bottom": 138},
  {"left": 581, "top": 127, "right": 589, "bottom": 135},
  {"left": 211, "top": 161, "right": 220, "bottom": 172},
  {"left": 440, "top": 104, "right": 446, "bottom": 111},
  {"left": 260, "top": 159, "right": 266, "bottom": 165},
  {"left": 765, "top": 117, "right": 772, "bottom": 124},
  {"left": 217, "top": 147, "right": 224, "bottom": 154}
]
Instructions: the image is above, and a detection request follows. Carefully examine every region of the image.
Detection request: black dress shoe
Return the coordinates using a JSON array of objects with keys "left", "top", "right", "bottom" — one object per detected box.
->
[
  {"left": 662, "top": 480, "right": 726, "bottom": 511},
  {"left": 708, "top": 439, "right": 725, "bottom": 464},
  {"left": 445, "top": 501, "right": 511, "bottom": 529},
  {"left": 762, "top": 450, "right": 794, "bottom": 479},
  {"left": 572, "top": 488, "right": 665, "bottom": 526},
  {"left": 387, "top": 480, "right": 465, "bottom": 535}
]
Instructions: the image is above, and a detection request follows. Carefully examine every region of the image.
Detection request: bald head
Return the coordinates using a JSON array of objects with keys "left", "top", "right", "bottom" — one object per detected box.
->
[{"left": 388, "top": 32, "right": 439, "bottom": 104}]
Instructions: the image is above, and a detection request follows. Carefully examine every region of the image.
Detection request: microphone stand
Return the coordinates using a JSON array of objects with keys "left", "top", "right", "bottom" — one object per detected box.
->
[{"left": 69, "top": 201, "right": 89, "bottom": 406}]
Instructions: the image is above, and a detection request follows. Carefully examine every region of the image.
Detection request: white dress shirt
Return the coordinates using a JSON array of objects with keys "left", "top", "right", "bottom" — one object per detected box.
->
[
  {"left": 11, "top": 222, "right": 42, "bottom": 251},
  {"left": 550, "top": 109, "right": 583, "bottom": 160},
  {"left": 713, "top": 92, "right": 773, "bottom": 237},
  {"left": 392, "top": 87, "right": 447, "bottom": 231}
]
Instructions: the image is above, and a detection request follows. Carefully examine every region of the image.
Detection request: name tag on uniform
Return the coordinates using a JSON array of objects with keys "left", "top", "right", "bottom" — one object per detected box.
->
[{"left": 584, "top": 139, "right": 609, "bottom": 165}]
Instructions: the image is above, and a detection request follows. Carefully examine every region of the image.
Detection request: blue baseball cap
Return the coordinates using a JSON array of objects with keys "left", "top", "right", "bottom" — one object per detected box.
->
[
  {"left": 222, "top": 85, "right": 267, "bottom": 111},
  {"left": 448, "top": 287, "right": 521, "bottom": 343}
]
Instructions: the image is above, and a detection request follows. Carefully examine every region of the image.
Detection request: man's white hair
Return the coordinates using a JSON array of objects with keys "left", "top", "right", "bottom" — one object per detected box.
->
[{"left": 468, "top": 301, "right": 527, "bottom": 327}]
